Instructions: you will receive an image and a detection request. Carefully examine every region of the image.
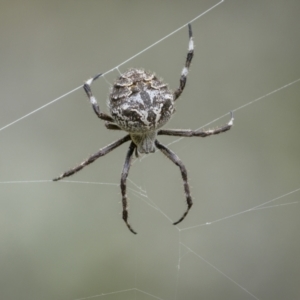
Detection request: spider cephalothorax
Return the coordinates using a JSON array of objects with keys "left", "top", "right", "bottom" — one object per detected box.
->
[{"left": 53, "top": 24, "right": 234, "bottom": 234}]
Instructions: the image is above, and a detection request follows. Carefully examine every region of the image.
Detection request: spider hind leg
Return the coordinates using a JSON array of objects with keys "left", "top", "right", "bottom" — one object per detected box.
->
[
  {"left": 155, "top": 140, "right": 193, "bottom": 226},
  {"left": 120, "top": 142, "right": 138, "bottom": 234}
]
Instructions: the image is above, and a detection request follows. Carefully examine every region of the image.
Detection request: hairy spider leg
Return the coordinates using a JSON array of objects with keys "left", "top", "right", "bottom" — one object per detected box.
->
[
  {"left": 83, "top": 81, "right": 114, "bottom": 122},
  {"left": 120, "top": 142, "right": 137, "bottom": 234},
  {"left": 174, "top": 23, "right": 194, "bottom": 101},
  {"left": 155, "top": 140, "right": 193, "bottom": 225},
  {"left": 158, "top": 112, "right": 234, "bottom": 137},
  {"left": 53, "top": 135, "right": 131, "bottom": 181}
]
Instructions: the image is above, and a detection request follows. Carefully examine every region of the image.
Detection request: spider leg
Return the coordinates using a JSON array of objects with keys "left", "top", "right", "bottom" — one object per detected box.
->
[
  {"left": 174, "top": 23, "right": 194, "bottom": 101},
  {"left": 105, "top": 122, "right": 122, "bottom": 130},
  {"left": 83, "top": 76, "right": 114, "bottom": 122},
  {"left": 158, "top": 112, "right": 234, "bottom": 137},
  {"left": 53, "top": 135, "right": 131, "bottom": 181},
  {"left": 155, "top": 140, "right": 192, "bottom": 226},
  {"left": 120, "top": 142, "right": 137, "bottom": 234}
]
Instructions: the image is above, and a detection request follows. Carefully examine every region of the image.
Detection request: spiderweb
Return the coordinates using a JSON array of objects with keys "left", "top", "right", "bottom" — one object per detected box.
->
[{"left": 1, "top": 1, "right": 300, "bottom": 300}]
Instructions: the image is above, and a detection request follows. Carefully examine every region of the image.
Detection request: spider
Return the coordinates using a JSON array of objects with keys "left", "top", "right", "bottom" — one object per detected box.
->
[{"left": 53, "top": 24, "right": 233, "bottom": 234}]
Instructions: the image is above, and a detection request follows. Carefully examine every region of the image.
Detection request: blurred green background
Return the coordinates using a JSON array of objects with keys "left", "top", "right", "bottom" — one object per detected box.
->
[{"left": 0, "top": 1, "right": 299, "bottom": 299}]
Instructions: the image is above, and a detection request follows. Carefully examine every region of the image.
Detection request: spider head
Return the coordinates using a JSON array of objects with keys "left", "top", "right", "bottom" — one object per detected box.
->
[{"left": 109, "top": 68, "right": 175, "bottom": 141}]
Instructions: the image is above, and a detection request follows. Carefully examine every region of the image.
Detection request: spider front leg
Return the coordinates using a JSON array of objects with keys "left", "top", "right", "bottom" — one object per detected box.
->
[
  {"left": 174, "top": 23, "right": 194, "bottom": 101},
  {"left": 104, "top": 122, "right": 122, "bottom": 130},
  {"left": 53, "top": 135, "right": 131, "bottom": 181},
  {"left": 158, "top": 112, "right": 234, "bottom": 137},
  {"left": 155, "top": 140, "right": 193, "bottom": 226},
  {"left": 84, "top": 75, "right": 114, "bottom": 122},
  {"left": 120, "top": 142, "right": 137, "bottom": 234}
]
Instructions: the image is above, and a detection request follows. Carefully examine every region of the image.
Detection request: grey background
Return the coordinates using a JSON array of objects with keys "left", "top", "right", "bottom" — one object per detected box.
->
[{"left": 0, "top": 1, "right": 300, "bottom": 299}]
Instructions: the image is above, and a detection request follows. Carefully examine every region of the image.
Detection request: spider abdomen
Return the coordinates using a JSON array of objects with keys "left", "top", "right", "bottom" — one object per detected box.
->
[{"left": 109, "top": 68, "right": 175, "bottom": 134}]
